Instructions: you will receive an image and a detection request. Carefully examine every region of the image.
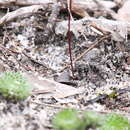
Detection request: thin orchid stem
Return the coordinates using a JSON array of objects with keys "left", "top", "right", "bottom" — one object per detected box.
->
[{"left": 68, "top": 0, "right": 74, "bottom": 77}]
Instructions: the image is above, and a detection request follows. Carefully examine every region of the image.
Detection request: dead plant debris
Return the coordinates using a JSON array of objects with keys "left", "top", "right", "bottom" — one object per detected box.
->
[{"left": 0, "top": 0, "right": 130, "bottom": 129}]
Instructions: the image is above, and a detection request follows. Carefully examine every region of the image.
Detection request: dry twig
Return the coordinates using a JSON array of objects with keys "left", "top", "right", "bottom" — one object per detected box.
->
[
  {"left": 60, "top": 35, "right": 110, "bottom": 72},
  {"left": 0, "top": 5, "right": 49, "bottom": 25},
  {"left": 0, "top": 0, "right": 54, "bottom": 6}
]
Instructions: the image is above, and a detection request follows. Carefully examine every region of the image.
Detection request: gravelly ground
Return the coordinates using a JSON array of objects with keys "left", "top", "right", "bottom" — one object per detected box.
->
[{"left": 0, "top": 2, "right": 130, "bottom": 129}]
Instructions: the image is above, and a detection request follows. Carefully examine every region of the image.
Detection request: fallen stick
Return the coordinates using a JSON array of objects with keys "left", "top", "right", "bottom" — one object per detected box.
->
[
  {"left": 0, "top": 0, "right": 54, "bottom": 6},
  {"left": 84, "top": 87, "right": 130, "bottom": 105},
  {"left": 56, "top": 17, "right": 130, "bottom": 42},
  {"left": 59, "top": 35, "right": 109, "bottom": 72},
  {"left": 0, "top": 5, "right": 49, "bottom": 25}
]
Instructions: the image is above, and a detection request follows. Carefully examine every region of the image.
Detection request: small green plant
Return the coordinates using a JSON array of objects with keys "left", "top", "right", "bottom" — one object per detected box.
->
[
  {"left": 52, "top": 109, "right": 130, "bottom": 130},
  {"left": 52, "top": 109, "right": 86, "bottom": 130},
  {"left": 0, "top": 72, "right": 31, "bottom": 100}
]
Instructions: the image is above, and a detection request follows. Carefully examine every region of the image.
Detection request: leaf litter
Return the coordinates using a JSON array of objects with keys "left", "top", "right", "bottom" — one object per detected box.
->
[{"left": 0, "top": 0, "right": 130, "bottom": 129}]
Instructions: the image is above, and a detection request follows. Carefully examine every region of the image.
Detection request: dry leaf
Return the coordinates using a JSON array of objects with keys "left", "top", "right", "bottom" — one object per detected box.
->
[
  {"left": 114, "top": 0, "right": 126, "bottom": 5},
  {"left": 99, "top": 0, "right": 116, "bottom": 9},
  {"left": 71, "top": 0, "right": 89, "bottom": 17},
  {"left": 24, "top": 72, "right": 85, "bottom": 99},
  {"left": 117, "top": 0, "right": 130, "bottom": 22}
]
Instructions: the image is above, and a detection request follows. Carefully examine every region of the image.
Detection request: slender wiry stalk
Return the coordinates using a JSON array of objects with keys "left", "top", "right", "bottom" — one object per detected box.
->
[{"left": 68, "top": 0, "right": 74, "bottom": 77}]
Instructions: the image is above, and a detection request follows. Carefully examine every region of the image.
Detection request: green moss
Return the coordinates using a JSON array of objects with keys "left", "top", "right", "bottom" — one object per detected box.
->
[
  {"left": 0, "top": 72, "right": 31, "bottom": 100},
  {"left": 84, "top": 111, "right": 106, "bottom": 128},
  {"left": 52, "top": 109, "right": 130, "bottom": 130},
  {"left": 52, "top": 109, "right": 86, "bottom": 130},
  {"left": 100, "top": 113, "right": 130, "bottom": 130}
]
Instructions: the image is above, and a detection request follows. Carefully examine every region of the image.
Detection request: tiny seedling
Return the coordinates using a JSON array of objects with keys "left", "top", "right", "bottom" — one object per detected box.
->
[{"left": 0, "top": 72, "right": 31, "bottom": 100}]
